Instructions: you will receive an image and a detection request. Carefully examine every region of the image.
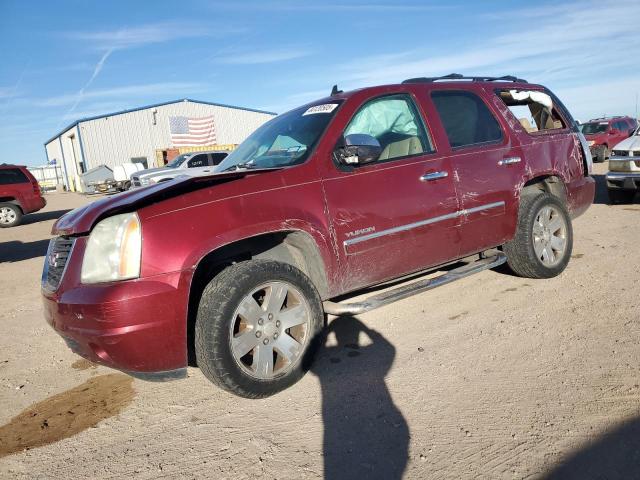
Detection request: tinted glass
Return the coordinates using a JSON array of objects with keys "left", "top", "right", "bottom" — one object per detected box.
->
[
  {"left": 210, "top": 152, "right": 228, "bottom": 165},
  {"left": 431, "top": 91, "right": 502, "bottom": 148},
  {"left": 581, "top": 122, "right": 608, "bottom": 134},
  {"left": 187, "top": 154, "right": 207, "bottom": 168},
  {"left": 344, "top": 94, "right": 432, "bottom": 161},
  {"left": 0, "top": 168, "right": 29, "bottom": 185}
]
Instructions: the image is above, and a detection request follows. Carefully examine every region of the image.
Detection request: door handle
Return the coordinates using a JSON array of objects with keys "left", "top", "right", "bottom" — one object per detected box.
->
[
  {"left": 498, "top": 156, "right": 521, "bottom": 166},
  {"left": 420, "top": 171, "right": 449, "bottom": 182}
]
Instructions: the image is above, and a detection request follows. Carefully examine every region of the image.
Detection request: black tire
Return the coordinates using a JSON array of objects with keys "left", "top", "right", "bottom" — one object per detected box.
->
[
  {"left": 608, "top": 189, "right": 636, "bottom": 204},
  {"left": 596, "top": 145, "right": 608, "bottom": 163},
  {"left": 503, "top": 192, "right": 573, "bottom": 279},
  {"left": 195, "top": 259, "right": 324, "bottom": 398},
  {"left": 0, "top": 203, "right": 23, "bottom": 228}
]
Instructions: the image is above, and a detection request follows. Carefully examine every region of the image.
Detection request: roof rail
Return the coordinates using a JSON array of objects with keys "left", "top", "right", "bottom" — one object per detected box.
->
[{"left": 402, "top": 73, "right": 528, "bottom": 84}]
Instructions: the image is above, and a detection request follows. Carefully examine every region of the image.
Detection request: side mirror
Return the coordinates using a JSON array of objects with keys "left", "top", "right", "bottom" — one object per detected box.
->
[{"left": 335, "top": 134, "right": 382, "bottom": 165}]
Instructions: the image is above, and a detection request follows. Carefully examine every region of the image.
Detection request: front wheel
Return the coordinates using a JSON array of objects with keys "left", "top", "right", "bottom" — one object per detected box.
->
[
  {"left": 503, "top": 192, "right": 573, "bottom": 279},
  {"left": 195, "top": 260, "right": 324, "bottom": 398}
]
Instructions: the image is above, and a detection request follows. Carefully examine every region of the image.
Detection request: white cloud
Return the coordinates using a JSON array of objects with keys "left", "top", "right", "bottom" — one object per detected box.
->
[
  {"left": 65, "top": 22, "right": 227, "bottom": 50},
  {"left": 38, "top": 82, "right": 208, "bottom": 107},
  {"left": 215, "top": 48, "right": 312, "bottom": 65}
]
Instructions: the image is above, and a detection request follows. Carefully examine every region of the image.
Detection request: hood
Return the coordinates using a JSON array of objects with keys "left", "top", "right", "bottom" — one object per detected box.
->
[
  {"left": 53, "top": 168, "right": 281, "bottom": 236},
  {"left": 584, "top": 132, "right": 607, "bottom": 142},
  {"left": 134, "top": 166, "right": 173, "bottom": 178},
  {"left": 612, "top": 135, "right": 640, "bottom": 151}
]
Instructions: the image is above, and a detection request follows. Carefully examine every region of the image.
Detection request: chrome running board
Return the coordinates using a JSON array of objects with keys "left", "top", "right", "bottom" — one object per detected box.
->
[{"left": 323, "top": 252, "right": 507, "bottom": 316}]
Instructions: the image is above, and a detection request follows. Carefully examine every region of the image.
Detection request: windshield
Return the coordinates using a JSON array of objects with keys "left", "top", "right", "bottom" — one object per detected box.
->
[
  {"left": 581, "top": 122, "right": 609, "bottom": 135},
  {"left": 217, "top": 102, "right": 341, "bottom": 171},
  {"left": 167, "top": 154, "right": 189, "bottom": 168}
]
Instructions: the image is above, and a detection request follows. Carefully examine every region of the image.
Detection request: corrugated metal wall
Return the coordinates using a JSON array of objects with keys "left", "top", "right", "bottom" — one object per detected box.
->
[
  {"left": 45, "top": 125, "right": 83, "bottom": 191},
  {"left": 45, "top": 100, "right": 275, "bottom": 192},
  {"left": 79, "top": 101, "right": 274, "bottom": 170}
]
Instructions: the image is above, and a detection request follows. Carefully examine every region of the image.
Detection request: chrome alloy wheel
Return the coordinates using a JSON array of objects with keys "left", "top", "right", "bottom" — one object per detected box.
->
[
  {"left": 0, "top": 206, "right": 17, "bottom": 225},
  {"left": 229, "top": 281, "right": 312, "bottom": 379},
  {"left": 532, "top": 205, "right": 568, "bottom": 266}
]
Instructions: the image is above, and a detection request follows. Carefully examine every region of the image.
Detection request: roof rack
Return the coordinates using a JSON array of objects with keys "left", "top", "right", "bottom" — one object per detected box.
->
[{"left": 402, "top": 73, "right": 528, "bottom": 84}]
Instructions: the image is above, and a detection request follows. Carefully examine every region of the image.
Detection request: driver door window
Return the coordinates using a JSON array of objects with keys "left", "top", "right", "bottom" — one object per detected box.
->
[{"left": 344, "top": 95, "right": 433, "bottom": 161}]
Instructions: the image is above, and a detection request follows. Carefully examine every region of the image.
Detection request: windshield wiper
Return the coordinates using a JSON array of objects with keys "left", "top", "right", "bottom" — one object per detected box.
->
[{"left": 221, "top": 162, "right": 261, "bottom": 172}]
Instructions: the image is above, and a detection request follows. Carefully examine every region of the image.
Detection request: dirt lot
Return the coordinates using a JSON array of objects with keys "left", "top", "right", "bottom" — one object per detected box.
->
[{"left": 1, "top": 162, "right": 639, "bottom": 479}]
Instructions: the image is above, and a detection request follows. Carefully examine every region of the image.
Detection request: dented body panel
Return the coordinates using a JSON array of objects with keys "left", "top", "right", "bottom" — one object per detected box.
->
[{"left": 43, "top": 79, "right": 595, "bottom": 376}]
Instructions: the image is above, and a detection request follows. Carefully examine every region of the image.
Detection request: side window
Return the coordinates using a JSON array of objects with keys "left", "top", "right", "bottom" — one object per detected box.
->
[
  {"left": 344, "top": 94, "right": 433, "bottom": 161},
  {"left": 497, "top": 89, "right": 566, "bottom": 134},
  {"left": 210, "top": 152, "right": 228, "bottom": 165},
  {"left": 187, "top": 154, "right": 207, "bottom": 168},
  {"left": 431, "top": 91, "right": 502, "bottom": 148},
  {"left": 0, "top": 168, "right": 29, "bottom": 185}
]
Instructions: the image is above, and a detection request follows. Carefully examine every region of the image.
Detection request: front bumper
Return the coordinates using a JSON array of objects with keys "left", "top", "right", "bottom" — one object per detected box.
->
[
  {"left": 42, "top": 239, "right": 192, "bottom": 376},
  {"left": 606, "top": 172, "right": 640, "bottom": 191}
]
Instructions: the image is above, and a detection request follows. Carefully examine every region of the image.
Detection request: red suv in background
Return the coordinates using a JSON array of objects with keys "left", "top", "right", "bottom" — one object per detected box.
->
[
  {"left": 42, "top": 75, "right": 595, "bottom": 398},
  {"left": 581, "top": 116, "right": 637, "bottom": 162},
  {"left": 0, "top": 164, "right": 46, "bottom": 227}
]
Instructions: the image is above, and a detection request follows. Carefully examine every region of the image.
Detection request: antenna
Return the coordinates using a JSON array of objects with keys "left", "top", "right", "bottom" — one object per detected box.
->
[{"left": 331, "top": 85, "right": 343, "bottom": 96}]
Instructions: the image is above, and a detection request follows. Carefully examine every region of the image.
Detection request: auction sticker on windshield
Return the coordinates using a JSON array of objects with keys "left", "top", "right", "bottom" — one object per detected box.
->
[{"left": 303, "top": 103, "right": 339, "bottom": 115}]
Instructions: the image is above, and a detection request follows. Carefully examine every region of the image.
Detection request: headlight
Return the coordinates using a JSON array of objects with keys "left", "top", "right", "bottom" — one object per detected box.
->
[
  {"left": 140, "top": 177, "right": 150, "bottom": 185},
  {"left": 588, "top": 140, "right": 595, "bottom": 146},
  {"left": 81, "top": 213, "right": 142, "bottom": 283}
]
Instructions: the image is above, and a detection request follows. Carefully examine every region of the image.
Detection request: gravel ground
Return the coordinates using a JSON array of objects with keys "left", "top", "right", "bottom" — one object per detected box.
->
[{"left": 1, "top": 162, "right": 639, "bottom": 479}]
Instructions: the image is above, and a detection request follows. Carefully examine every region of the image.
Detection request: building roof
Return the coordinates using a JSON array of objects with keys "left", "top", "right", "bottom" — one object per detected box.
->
[{"left": 44, "top": 98, "right": 277, "bottom": 145}]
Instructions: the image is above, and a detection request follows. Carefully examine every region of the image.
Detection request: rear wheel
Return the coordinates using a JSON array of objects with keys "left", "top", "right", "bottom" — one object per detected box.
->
[
  {"left": 0, "top": 203, "right": 22, "bottom": 228},
  {"left": 195, "top": 260, "right": 324, "bottom": 398},
  {"left": 608, "top": 189, "right": 636, "bottom": 204},
  {"left": 596, "top": 145, "right": 608, "bottom": 163},
  {"left": 504, "top": 192, "right": 573, "bottom": 279}
]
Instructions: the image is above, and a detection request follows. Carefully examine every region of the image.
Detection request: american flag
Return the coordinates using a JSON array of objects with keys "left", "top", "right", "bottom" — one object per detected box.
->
[{"left": 169, "top": 115, "right": 217, "bottom": 146}]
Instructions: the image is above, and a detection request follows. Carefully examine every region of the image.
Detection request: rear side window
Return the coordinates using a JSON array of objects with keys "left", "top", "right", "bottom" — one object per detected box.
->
[
  {"left": 210, "top": 152, "right": 228, "bottom": 165},
  {"left": 0, "top": 168, "right": 29, "bottom": 185},
  {"left": 497, "top": 89, "right": 567, "bottom": 133},
  {"left": 431, "top": 91, "right": 502, "bottom": 148}
]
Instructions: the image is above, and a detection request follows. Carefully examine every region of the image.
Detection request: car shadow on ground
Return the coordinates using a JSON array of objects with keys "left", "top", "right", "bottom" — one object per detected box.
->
[
  {"left": 20, "top": 208, "right": 71, "bottom": 225},
  {"left": 0, "top": 239, "right": 50, "bottom": 263},
  {"left": 542, "top": 415, "right": 640, "bottom": 479},
  {"left": 308, "top": 316, "right": 409, "bottom": 480}
]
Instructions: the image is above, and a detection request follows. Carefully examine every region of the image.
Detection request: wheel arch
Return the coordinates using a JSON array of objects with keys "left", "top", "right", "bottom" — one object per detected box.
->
[
  {"left": 0, "top": 197, "right": 23, "bottom": 211},
  {"left": 186, "top": 229, "right": 330, "bottom": 366},
  {"left": 521, "top": 174, "right": 568, "bottom": 202}
]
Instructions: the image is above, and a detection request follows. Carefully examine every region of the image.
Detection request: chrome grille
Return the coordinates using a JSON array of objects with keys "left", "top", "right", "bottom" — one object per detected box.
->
[
  {"left": 611, "top": 150, "right": 628, "bottom": 157},
  {"left": 42, "top": 236, "right": 75, "bottom": 291}
]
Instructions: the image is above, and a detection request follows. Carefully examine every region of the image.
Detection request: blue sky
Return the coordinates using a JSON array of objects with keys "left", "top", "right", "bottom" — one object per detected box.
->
[{"left": 1, "top": 0, "right": 638, "bottom": 166}]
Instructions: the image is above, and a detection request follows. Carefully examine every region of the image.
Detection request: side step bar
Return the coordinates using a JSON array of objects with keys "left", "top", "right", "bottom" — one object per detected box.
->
[{"left": 323, "top": 252, "right": 507, "bottom": 316}]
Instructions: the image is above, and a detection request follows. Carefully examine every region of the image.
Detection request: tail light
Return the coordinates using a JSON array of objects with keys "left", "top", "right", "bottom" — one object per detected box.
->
[{"left": 32, "top": 179, "right": 41, "bottom": 195}]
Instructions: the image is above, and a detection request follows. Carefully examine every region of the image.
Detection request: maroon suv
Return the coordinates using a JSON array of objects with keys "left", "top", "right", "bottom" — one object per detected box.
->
[
  {"left": 42, "top": 74, "right": 595, "bottom": 398},
  {"left": 581, "top": 116, "right": 637, "bottom": 162},
  {"left": 0, "top": 164, "right": 46, "bottom": 227}
]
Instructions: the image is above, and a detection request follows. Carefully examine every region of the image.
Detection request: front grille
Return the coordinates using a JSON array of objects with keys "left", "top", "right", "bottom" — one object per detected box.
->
[
  {"left": 612, "top": 150, "right": 628, "bottom": 157},
  {"left": 42, "top": 236, "right": 75, "bottom": 291},
  {"left": 634, "top": 151, "right": 640, "bottom": 157}
]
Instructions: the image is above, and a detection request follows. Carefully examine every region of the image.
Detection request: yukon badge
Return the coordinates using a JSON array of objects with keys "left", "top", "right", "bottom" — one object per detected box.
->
[{"left": 345, "top": 226, "right": 376, "bottom": 238}]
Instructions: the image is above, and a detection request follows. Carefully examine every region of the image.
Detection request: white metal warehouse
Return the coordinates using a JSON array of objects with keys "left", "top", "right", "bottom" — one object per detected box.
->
[{"left": 44, "top": 99, "right": 276, "bottom": 192}]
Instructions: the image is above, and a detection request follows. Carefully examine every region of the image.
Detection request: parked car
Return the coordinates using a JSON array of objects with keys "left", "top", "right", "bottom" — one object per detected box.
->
[
  {"left": 130, "top": 150, "right": 230, "bottom": 188},
  {"left": 42, "top": 74, "right": 595, "bottom": 398},
  {"left": 607, "top": 127, "right": 640, "bottom": 203},
  {"left": 0, "top": 164, "right": 46, "bottom": 227},
  {"left": 581, "top": 116, "right": 637, "bottom": 162}
]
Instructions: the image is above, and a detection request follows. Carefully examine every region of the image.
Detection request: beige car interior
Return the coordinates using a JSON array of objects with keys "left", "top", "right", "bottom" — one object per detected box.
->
[{"left": 378, "top": 136, "right": 424, "bottom": 160}]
